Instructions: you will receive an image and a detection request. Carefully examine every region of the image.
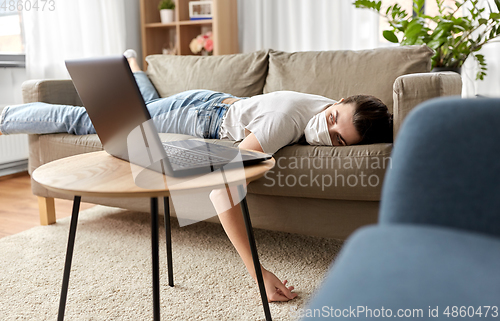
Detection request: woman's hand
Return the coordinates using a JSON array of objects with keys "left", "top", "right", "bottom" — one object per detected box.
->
[{"left": 261, "top": 267, "right": 298, "bottom": 302}]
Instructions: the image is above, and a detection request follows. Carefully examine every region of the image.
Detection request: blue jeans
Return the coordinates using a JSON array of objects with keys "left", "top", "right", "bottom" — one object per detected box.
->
[{"left": 0, "top": 72, "right": 239, "bottom": 139}]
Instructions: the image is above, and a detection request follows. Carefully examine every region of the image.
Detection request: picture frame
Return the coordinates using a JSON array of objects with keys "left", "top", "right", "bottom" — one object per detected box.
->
[{"left": 188, "top": 1, "right": 213, "bottom": 20}]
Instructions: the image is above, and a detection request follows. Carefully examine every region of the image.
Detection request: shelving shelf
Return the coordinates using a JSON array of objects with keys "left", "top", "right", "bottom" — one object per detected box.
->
[{"left": 140, "top": 0, "right": 239, "bottom": 67}]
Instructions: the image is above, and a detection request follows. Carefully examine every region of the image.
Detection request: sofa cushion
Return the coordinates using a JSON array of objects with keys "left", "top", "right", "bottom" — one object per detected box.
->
[
  {"left": 248, "top": 143, "right": 393, "bottom": 201},
  {"left": 198, "top": 138, "right": 392, "bottom": 201},
  {"left": 264, "top": 45, "right": 434, "bottom": 112},
  {"left": 31, "top": 133, "right": 390, "bottom": 201},
  {"left": 145, "top": 50, "right": 269, "bottom": 98},
  {"left": 31, "top": 133, "right": 197, "bottom": 171}
]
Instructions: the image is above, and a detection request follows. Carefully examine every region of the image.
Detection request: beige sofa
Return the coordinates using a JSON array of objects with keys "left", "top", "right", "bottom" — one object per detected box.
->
[{"left": 23, "top": 45, "right": 462, "bottom": 239}]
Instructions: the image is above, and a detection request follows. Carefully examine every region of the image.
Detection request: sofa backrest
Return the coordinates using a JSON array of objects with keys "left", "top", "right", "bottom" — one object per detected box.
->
[
  {"left": 264, "top": 45, "right": 434, "bottom": 112},
  {"left": 145, "top": 45, "right": 434, "bottom": 113},
  {"left": 145, "top": 50, "right": 269, "bottom": 98}
]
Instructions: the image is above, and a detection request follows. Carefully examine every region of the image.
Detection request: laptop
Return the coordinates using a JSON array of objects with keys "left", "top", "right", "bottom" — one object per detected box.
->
[{"left": 65, "top": 56, "right": 271, "bottom": 177}]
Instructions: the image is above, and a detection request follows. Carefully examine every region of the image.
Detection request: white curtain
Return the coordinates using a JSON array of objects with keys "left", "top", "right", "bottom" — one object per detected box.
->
[
  {"left": 23, "top": 0, "right": 126, "bottom": 79},
  {"left": 237, "top": 0, "right": 380, "bottom": 53}
]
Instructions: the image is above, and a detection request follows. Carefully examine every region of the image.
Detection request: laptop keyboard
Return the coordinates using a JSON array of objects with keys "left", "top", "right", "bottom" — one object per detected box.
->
[{"left": 162, "top": 143, "right": 230, "bottom": 168}]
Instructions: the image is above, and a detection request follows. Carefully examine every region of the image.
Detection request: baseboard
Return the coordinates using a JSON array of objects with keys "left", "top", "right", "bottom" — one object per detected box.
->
[{"left": 0, "top": 159, "right": 29, "bottom": 177}]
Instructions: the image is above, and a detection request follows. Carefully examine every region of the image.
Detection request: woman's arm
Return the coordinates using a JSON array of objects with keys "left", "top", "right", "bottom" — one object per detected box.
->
[
  {"left": 238, "top": 132, "right": 264, "bottom": 153},
  {"left": 210, "top": 132, "right": 297, "bottom": 302}
]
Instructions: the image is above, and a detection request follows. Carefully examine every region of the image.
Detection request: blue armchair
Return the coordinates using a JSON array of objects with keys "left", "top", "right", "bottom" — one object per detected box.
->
[{"left": 302, "top": 97, "right": 500, "bottom": 320}]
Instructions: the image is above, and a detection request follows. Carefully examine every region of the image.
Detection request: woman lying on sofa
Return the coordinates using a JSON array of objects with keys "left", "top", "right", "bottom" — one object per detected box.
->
[{"left": 0, "top": 50, "right": 393, "bottom": 302}]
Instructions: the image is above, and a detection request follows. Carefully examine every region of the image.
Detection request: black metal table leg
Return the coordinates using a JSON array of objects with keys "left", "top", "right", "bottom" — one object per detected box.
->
[
  {"left": 237, "top": 185, "right": 272, "bottom": 321},
  {"left": 150, "top": 198, "right": 161, "bottom": 321},
  {"left": 58, "top": 195, "right": 81, "bottom": 321},
  {"left": 163, "top": 197, "right": 174, "bottom": 287}
]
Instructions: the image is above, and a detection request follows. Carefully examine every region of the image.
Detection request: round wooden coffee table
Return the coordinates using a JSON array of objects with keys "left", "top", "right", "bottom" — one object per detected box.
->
[{"left": 32, "top": 151, "right": 275, "bottom": 321}]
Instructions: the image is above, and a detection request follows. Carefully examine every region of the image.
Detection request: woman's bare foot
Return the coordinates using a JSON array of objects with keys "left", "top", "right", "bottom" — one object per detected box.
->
[
  {"left": 127, "top": 57, "right": 142, "bottom": 73},
  {"left": 123, "top": 49, "right": 142, "bottom": 72}
]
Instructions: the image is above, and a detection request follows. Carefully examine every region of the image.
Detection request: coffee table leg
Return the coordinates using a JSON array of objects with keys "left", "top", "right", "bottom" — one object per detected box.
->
[
  {"left": 58, "top": 195, "right": 81, "bottom": 321},
  {"left": 163, "top": 197, "right": 174, "bottom": 287},
  {"left": 150, "top": 198, "right": 161, "bottom": 321},
  {"left": 237, "top": 185, "right": 272, "bottom": 321}
]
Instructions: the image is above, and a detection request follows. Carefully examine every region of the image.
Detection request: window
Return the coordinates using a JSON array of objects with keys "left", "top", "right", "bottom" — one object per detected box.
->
[{"left": 0, "top": 7, "right": 25, "bottom": 67}]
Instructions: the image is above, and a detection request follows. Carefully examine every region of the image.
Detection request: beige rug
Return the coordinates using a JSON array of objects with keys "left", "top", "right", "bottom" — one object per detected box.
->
[{"left": 0, "top": 206, "right": 343, "bottom": 320}]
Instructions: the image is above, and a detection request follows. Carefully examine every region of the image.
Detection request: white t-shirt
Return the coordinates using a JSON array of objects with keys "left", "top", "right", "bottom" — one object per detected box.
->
[{"left": 219, "top": 91, "right": 336, "bottom": 154}]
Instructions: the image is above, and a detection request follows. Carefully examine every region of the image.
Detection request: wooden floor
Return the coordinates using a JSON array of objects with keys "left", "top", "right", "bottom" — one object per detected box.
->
[{"left": 0, "top": 172, "right": 95, "bottom": 239}]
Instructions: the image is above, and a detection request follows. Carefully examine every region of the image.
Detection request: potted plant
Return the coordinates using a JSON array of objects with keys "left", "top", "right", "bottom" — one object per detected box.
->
[
  {"left": 159, "top": 0, "right": 175, "bottom": 24},
  {"left": 354, "top": 0, "right": 500, "bottom": 80}
]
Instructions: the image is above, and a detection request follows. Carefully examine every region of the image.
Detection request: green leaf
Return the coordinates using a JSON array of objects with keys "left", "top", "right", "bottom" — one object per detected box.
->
[
  {"left": 427, "top": 22, "right": 452, "bottom": 50},
  {"left": 353, "top": 0, "right": 382, "bottom": 12},
  {"left": 478, "top": 18, "right": 488, "bottom": 25},
  {"left": 391, "top": 3, "right": 409, "bottom": 20},
  {"left": 413, "top": 0, "right": 425, "bottom": 16},
  {"left": 476, "top": 70, "right": 486, "bottom": 81},
  {"left": 490, "top": 12, "right": 500, "bottom": 20},
  {"left": 404, "top": 19, "right": 426, "bottom": 44},
  {"left": 383, "top": 30, "right": 399, "bottom": 43}
]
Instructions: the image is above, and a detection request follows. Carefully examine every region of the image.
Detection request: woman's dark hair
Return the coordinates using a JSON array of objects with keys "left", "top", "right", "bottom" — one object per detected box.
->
[{"left": 343, "top": 95, "right": 393, "bottom": 144}]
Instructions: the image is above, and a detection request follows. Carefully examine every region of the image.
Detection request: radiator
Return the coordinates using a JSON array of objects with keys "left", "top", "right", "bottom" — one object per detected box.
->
[{"left": 0, "top": 134, "right": 29, "bottom": 164}]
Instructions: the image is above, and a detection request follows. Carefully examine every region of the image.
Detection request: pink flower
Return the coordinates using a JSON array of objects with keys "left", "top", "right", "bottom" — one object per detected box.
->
[
  {"left": 190, "top": 31, "right": 214, "bottom": 55},
  {"left": 204, "top": 39, "right": 213, "bottom": 52}
]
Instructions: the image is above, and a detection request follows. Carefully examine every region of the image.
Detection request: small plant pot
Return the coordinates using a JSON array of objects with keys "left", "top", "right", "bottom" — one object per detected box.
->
[
  {"left": 160, "top": 9, "right": 175, "bottom": 23},
  {"left": 432, "top": 67, "right": 461, "bottom": 74}
]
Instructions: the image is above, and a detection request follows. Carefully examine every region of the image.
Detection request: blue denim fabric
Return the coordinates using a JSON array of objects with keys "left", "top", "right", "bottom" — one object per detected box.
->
[
  {"left": 148, "top": 88, "right": 237, "bottom": 139},
  {"left": 0, "top": 71, "right": 239, "bottom": 139}
]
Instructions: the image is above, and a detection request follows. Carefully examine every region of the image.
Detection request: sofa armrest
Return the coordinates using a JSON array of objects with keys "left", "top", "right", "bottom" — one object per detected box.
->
[
  {"left": 22, "top": 79, "right": 83, "bottom": 106},
  {"left": 392, "top": 72, "right": 462, "bottom": 139}
]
